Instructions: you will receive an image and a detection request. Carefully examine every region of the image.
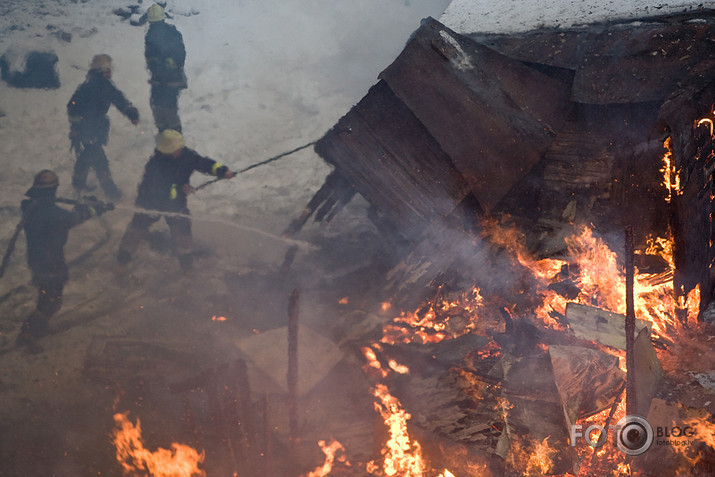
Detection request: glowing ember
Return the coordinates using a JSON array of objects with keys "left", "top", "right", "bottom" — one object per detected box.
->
[
  {"left": 437, "top": 471, "right": 456, "bottom": 477},
  {"left": 388, "top": 359, "right": 410, "bottom": 374},
  {"left": 371, "top": 383, "right": 426, "bottom": 477},
  {"left": 211, "top": 315, "right": 227, "bottom": 322},
  {"left": 112, "top": 412, "right": 206, "bottom": 477},
  {"left": 697, "top": 117, "right": 714, "bottom": 136},
  {"left": 302, "top": 439, "right": 350, "bottom": 477},
  {"left": 362, "top": 345, "right": 389, "bottom": 379},
  {"left": 660, "top": 137, "right": 681, "bottom": 203},
  {"left": 381, "top": 287, "right": 487, "bottom": 345}
]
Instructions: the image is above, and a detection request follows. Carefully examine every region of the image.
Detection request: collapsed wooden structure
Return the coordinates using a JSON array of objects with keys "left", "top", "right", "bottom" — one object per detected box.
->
[{"left": 290, "top": 13, "right": 715, "bottom": 315}]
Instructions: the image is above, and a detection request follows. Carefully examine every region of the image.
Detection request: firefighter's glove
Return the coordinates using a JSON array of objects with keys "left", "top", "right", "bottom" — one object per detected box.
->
[
  {"left": 81, "top": 196, "right": 114, "bottom": 216},
  {"left": 92, "top": 200, "right": 115, "bottom": 215},
  {"left": 69, "top": 128, "right": 83, "bottom": 155},
  {"left": 125, "top": 106, "right": 140, "bottom": 125}
]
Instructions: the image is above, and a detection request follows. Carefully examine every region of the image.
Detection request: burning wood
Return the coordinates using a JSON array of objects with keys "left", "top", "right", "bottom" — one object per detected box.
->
[
  {"left": 302, "top": 439, "right": 350, "bottom": 477},
  {"left": 549, "top": 345, "right": 626, "bottom": 431},
  {"left": 112, "top": 412, "right": 206, "bottom": 477},
  {"left": 564, "top": 302, "right": 651, "bottom": 350}
]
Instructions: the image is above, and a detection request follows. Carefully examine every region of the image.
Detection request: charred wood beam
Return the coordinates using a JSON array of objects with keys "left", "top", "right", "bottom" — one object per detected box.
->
[
  {"left": 625, "top": 226, "right": 637, "bottom": 416},
  {"left": 287, "top": 289, "right": 300, "bottom": 451},
  {"left": 282, "top": 171, "right": 355, "bottom": 237}
]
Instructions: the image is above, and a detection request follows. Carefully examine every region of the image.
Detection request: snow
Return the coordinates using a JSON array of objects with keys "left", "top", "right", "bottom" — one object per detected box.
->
[{"left": 442, "top": 0, "right": 715, "bottom": 34}]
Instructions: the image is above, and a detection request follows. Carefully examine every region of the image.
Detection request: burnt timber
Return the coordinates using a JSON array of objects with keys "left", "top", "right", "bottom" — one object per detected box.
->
[{"left": 297, "top": 14, "right": 715, "bottom": 313}]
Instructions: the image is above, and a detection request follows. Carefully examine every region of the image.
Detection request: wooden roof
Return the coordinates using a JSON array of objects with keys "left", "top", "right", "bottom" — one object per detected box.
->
[
  {"left": 475, "top": 12, "right": 715, "bottom": 104},
  {"left": 315, "top": 17, "right": 573, "bottom": 225}
]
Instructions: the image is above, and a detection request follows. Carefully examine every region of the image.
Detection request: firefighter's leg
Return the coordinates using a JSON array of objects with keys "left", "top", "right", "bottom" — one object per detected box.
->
[
  {"left": 117, "top": 213, "right": 158, "bottom": 266},
  {"left": 20, "top": 279, "right": 64, "bottom": 339},
  {"left": 150, "top": 85, "right": 182, "bottom": 133},
  {"left": 90, "top": 144, "right": 122, "bottom": 201},
  {"left": 72, "top": 144, "right": 93, "bottom": 191},
  {"left": 167, "top": 215, "right": 193, "bottom": 272}
]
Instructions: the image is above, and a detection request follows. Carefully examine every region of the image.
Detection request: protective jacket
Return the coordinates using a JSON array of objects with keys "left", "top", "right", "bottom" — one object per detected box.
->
[
  {"left": 145, "top": 21, "right": 187, "bottom": 87},
  {"left": 67, "top": 70, "right": 139, "bottom": 144},
  {"left": 135, "top": 149, "right": 229, "bottom": 213},
  {"left": 21, "top": 194, "right": 94, "bottom": 284}
]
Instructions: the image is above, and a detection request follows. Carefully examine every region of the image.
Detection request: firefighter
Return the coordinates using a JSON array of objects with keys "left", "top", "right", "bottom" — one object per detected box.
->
[
  {"left": 116, "top": 130, "right": 236, "bottom": 273},
  {"left": 144, "top": 3, "right": 187, "bottom": 133},
  {"left": 16, "top": 170, "right": 114, "bottom": 350},
  {"left": 67, "top": 53, "right": 140, "bottom": 201}
]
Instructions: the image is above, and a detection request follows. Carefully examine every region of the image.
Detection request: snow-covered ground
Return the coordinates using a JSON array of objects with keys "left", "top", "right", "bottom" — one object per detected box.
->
[{"left": 443, "top": 0, "right": 715, "bottom": 34}]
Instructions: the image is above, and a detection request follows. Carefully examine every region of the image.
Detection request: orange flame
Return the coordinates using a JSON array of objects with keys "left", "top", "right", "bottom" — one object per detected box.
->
[
  {"left": 381, "top": 287, "right": 486, "bottom": 345},
  {"left": 660, "top": 137, "right": 681, "bottom": 203},
  {"left": 371, "top": 383, "right": 426, "bottom": 476},
  {"left": 112, "top": 412, "right": 206, "bottom": 477},
  {"left": 302, "top": 439, "right": 350, "bottom": 477}
]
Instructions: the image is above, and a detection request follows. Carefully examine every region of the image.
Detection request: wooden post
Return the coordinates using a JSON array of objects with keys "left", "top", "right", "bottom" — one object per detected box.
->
[
  {"left": 625, "top": 226, "right": 637, "bottom": 415},
  {"left": 262, "top": 393, "right": 274, "bottom": 476},
  {"left": 287, "top": 289, "right": 300, "bottom": 453}
]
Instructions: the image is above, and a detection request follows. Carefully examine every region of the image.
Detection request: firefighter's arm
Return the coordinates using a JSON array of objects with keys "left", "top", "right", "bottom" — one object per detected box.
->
[
  {"left": 210, "top": 161, "right": 236, "bottom": 179},
  {"left": 72, "top": 198, "right": 115, "bottom": 223}
]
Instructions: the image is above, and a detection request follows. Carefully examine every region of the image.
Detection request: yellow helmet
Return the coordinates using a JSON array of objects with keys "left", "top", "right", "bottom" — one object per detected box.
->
[
  {"left": 156, "top": 129, "right": 185, "bottom": 154},
  {"left": 90, "top": 54, "right": 112, "bottom": 72},
  {"left": 147, "top": 3, "right": 166, "bottom": 23}
]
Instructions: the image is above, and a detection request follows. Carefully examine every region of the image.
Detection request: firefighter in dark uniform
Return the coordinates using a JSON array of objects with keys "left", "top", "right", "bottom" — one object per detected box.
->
[
  {"left": 145, "top": 3, "right": 187, "bottom": 133},
  {"left": 16, "top": 170, "right": 113, "bottom": 348},
  {"left": 67, "top": 53, "right": 140, "bottom": 201},
  {"left": 116, "top": 130, "right": 236, "bottom": 273}
]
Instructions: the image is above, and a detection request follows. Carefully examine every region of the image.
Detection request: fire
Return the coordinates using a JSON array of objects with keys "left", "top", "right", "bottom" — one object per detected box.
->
[
  {"left": 371, "top": 383, "right": 426, "bottom": 476},
  {"left": 381, "top": 287, "right": 487, "bottom": 345},
  {"left": 534, "top": 224, "right": 686, "bottom": 339},
  {"left": 302, "top": 439, "right": 350, "bottom": 477},
  {"left": 437, "top": 471, "right": 456, "bottom": 477},
  {"left": 526, "top": 437, "right": 556, "bottom": 475},
  {"left": 362, "top": 345, "right": 390, "bottom": 378},
  {"left": 660, "top": 136, "right": 681, "bottom": 203},
  {"left": 112, "top": 412, "right": 206, "bottom": 477},
  {"left": 508, "top": 436, "right": 556, "bottom": 476}
]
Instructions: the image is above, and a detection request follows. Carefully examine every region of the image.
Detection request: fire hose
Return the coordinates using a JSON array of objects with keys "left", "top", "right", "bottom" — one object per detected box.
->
[
  {"left": 0, "top": 196, "right": 110, "bottom": 279},
  {"left": 194, "top": 138, "right": 319, "bottom": 192},
  {"left": 1, "top": 137, "right": 331, "bottom": 277}
]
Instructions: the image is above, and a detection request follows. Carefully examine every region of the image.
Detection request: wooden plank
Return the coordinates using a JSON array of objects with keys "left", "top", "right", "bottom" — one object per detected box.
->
[
  {"left": 564, "top": 302, "right": 651, "bottom": 350},
  {"left": 633, "top": 327, "right": 664, "bottom": 416},
  {"left": 379, "top": 17, "right": 571, "bottom": 213},
  {"left": 572, "top": 22, "right": 715, "bottom": 104},
  {"left": 315, "top": 81, "right": 472, "bottom": 240},
  {"left": 549, "top": 345, "right": 626, "bottom": 431},
  {"left": 501, "top": 352, "right": 577, "bottom": 475},
  {"left": 484, "top": 14, "right": 715, "bottom": 104}
]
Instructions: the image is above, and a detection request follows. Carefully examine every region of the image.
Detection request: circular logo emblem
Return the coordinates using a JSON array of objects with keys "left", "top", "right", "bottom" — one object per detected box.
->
[{"left": 615, "top": 415, "right": 654, "bottom": 456}]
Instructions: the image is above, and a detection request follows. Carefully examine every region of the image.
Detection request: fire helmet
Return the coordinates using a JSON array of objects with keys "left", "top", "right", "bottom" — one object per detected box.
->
[
  {"left": 26, "top": 169, "right": 59, "bottom": 196},
  {"left": 147, "top": 3, "right": 167, "bottom": 23},
  {"left": 32, "top": 170, "right": 59, "bottom": 189},
  {"left": 156, "top": 129, "right": 185, "bottom": 154},
  {"left": 90, "top": 54, "right": 112, "bottom": 72}
]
